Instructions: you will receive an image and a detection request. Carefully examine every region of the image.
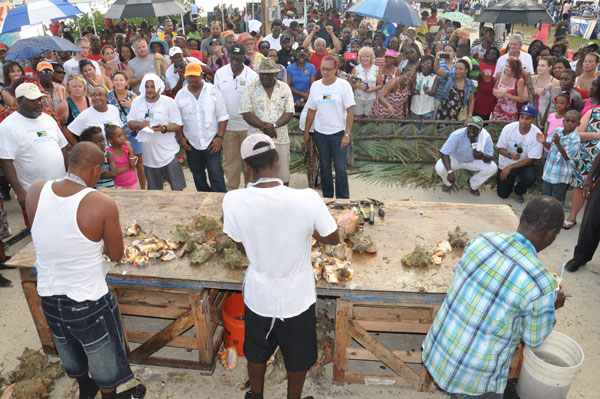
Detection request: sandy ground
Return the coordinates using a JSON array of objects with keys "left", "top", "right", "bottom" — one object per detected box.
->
[{"left": 0, "top": 167, "right": 598, "bottom": 399}]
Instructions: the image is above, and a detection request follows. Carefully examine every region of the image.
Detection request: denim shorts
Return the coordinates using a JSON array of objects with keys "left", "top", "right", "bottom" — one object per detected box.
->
[{"left": 41, "top": 292, "right": 133, "bottom": 389}]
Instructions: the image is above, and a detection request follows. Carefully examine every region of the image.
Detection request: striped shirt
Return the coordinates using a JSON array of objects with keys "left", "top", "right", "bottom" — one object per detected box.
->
[
  {"left": 542, "top": 127, "right": 581, "bottom": 185},
  {"left": 422, "top": 232, "right": 557, "bottom": 395}
]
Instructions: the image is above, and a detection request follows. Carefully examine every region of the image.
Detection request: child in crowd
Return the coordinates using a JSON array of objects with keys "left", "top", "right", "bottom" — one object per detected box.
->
[
  {"left": 537, "top": 110, "right": 581, "bottom": 204},
  {"left": 79, "top": 126, "right": 116, "bottom": 188},
  {"left": 106, "top": 125, "right": 139, "bottom": 189},
  {"left": 544, "top": 93, "right": 570, "bottom": 153}
]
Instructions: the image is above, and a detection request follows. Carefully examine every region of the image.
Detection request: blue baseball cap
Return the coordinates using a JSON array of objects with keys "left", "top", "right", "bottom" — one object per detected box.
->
[{"left": 519, "top": 104, "right": 537, "bottom": 117}]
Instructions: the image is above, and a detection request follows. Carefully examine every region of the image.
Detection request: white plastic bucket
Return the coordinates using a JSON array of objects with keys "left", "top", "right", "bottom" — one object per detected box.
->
[{"left": 517, "top": 331, "right": 584, "bottom": 399}]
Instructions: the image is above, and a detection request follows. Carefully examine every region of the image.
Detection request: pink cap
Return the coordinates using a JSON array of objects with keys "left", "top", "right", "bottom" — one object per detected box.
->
[{"left": 384, "top": 49, "right": 398, "bottom": 58}]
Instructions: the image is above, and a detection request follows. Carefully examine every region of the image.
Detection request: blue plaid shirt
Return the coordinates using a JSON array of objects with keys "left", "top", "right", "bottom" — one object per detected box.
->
[
  {"left": 542, "top": 127, "right": 581, "bottom": 185},
  {"left": 422, "top": 232, "right": 557, "bottom": 395}
]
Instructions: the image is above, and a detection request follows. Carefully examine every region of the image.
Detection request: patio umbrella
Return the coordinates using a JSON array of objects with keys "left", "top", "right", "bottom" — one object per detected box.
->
[
  {"left": 1, "top": 0, "right": 83, "bottom": 34},
  {"left": 439, "top": 11, "right": 473, "bottom": 24},
  {"left": 474, "top": 0, "right": 553, "bottom": 24},
  {"left": 5, "top": 35, "right": 80, "bottom": 60},
  {"left": 104, "top": 0, "right": 187, "bottom": 19},
  {"left": 347, "top": 0, "right": 424, "bottom": 28}
]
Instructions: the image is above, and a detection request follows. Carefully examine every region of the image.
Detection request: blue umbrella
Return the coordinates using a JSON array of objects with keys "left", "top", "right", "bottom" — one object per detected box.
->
[
  {"left": 5, "top": 36, "right": 80, "bottom": 60},
  {"left": 1, "top": 0, "right": 83, "bottom": 34},
  {"left": 347, "top": 0, "right": 424, "bottom": 27}
]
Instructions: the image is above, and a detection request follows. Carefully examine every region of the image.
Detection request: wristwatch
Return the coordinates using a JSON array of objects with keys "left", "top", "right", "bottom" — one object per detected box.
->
[
  {"left": 344, "top": 133, "right": 350, "bottom": 137},
  {"left": 161, "top": 125, "right": 168, "bottom": 133}
]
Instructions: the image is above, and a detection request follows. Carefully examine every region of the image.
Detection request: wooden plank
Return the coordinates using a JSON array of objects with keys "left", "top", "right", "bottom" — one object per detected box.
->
[
  {"left": 128, "top": 310, "right": 193, "bottom": 363},
  {"left": 349, "top": 318, "right": 421, "bottom": 390},
  {"left": 333, "top": 299, "right": 352, "bottom": 384},
  {"left": 190, "top": 292, "right": 214, "bottom": 366},
  {"left": 118, "top": 303, "right": 188, "bottom": 319},
  {"left": 110, "top": 287, "right": 131, "bottom": 355},
  {"left": 140, "top": 356, "right": 215, "bottom": 374},
  {"left": 116, "top": 289, "right": 191, "bottom": 308},
  {"left": 346, "top": 348, "right": 423, "bottom": 364},
  {"left": 341, "top": 373, "right": 412, "bottom": 387},
  {"left": 509, "top": 342, "right": 524, "bottom": 379},
  {"left": 418, "top": 365, "right": 436, "bottom": 392},
  {"left": 126, "top": 330, "right": 197, "bottom": 350},
  {"left": 20, "top": 269, "right": 56, "bottom": 355},
  {"left": 354, "top": 320, "right": 432, "bottom": 334},
  {"left": 352, "top": 305, "right": 435, "bottom": 322}
]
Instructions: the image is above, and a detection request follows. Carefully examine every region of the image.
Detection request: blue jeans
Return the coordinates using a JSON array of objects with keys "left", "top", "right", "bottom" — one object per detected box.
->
[
  {"left": 41, "top": 292, "right": 133, "bottom": 389},
  {"left": 313, "top": 131, "right": 349, "bottom": 199},
  {"left": 450, "top": 393, "right": 502, "bottom": 399},
  {"left": 186, "top": 145, "right": 227, "bottom": 192}
]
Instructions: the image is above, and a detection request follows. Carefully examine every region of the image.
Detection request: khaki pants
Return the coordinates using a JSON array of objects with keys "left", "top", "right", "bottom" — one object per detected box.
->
[
  {"left": 275, "top": 143, "right": 290, "bottom": 183},
  {"left": 223, "top": 129, "right": 249, "bottom": 191}
]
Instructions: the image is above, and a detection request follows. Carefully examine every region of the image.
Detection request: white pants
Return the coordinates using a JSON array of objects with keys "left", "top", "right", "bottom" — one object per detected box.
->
[{"left": 435, "top": 157, "right": 498, "bottom": 190}]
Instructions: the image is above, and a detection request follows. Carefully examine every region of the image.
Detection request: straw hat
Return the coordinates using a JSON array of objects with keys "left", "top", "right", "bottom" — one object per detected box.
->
[{"left": 255, "top": 58, "right": 280, "bottom": 73}]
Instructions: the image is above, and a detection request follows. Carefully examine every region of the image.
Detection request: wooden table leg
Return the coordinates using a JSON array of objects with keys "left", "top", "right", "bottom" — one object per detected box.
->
[
  {"left": 191, "top": 291, "right": 214, "bottom": 367},
  {"left": 19, "top": 268, "right": 56, "bottom": 355},
  {"left": 333, "top": 299, "right": 351, "bottom": 384}
]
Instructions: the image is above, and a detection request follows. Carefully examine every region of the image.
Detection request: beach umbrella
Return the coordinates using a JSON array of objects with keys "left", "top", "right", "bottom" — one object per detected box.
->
[
  {"left": 0, "top": 32, "right": 19, "bottom": 47},
  {"left": 347, "top": 0, "right": 424, "bottom": 28},
  {"left": 474, "top": 0, "right": 553, "bottom": 24},
  {"left": 104, "top": 0, "right": 187, "bottom": 19},
  {"left": 5, "top": 35, "right": 80, "bottom": 60},
  {"left": 1, "top": 0, "right": 83, "bottom": 34},
  {"left": 439, "top": 11, "right": 473, "bottom": 24}
]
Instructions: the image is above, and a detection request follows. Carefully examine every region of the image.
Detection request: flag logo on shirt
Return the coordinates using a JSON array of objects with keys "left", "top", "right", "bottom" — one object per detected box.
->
[
  {"left": 36, "top": 130, "right": 47, "bottom": 137},
  {"left": 322, "top": 94, "right": 332, "bottom": 99}
]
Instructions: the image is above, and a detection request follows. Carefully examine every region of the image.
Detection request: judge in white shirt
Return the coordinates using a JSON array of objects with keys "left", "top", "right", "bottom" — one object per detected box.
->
[
  {"left": 175, "top": 63, "right": 229, "bottom": 192},
  {"left": 495, "top": 34, "right": 534, "bottom": 76}
]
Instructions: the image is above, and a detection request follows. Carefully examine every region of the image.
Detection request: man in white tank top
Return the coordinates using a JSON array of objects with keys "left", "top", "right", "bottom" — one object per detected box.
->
[{"left": 25, "top": 142, "right": 146, "bottom": 399}]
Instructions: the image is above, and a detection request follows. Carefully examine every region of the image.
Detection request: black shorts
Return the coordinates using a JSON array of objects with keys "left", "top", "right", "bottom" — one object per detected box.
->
[{"left": 244, "top": 303, "right": 317, "bottom": 372}]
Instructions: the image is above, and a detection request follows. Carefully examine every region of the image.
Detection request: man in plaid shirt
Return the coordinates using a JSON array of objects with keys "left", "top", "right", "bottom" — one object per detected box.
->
[{"left": 422, "top": 197, "right": 566, "bottom": 398}]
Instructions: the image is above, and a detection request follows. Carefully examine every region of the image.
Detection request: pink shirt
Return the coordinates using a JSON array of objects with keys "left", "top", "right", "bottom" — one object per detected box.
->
[
  {"left": 546, "top": 112, "right": 564, "bottom": 153},
  {"left": 107, "top": 145, "right": 138, "bottom": 188}
]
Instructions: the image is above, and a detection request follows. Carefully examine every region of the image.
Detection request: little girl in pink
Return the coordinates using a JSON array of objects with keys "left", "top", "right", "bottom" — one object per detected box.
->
[{"left": 106, "top": 125, "right": 139, "bottom": 189}]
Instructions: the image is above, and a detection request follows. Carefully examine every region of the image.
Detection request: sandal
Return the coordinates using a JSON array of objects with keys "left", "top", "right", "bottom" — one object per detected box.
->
[
  {"left": 442, "top": 184, "right": 453, "bottom": 193},
  {"left": 562, "top": 220, "right": 577, "bottom": 230}
]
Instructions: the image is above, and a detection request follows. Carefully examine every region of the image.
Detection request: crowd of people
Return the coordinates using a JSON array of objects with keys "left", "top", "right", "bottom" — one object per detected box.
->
[{"left": 0, "top": 5, "right": 597, "bottom": 399}]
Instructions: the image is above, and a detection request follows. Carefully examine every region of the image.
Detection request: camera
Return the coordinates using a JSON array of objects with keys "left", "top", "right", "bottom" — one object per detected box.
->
[
  {"left": 174, "top": 59, "right": 188, "bottom": 70},
  {"left": 440, "top": 53, "right": 450, "bottom": 60}
]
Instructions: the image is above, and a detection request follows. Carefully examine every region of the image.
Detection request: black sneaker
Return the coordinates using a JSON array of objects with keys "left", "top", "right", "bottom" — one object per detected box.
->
[
  {"left": 0, "top": 256, "right": 13, "bottom": 270},
  {"left": 515, "top": 194, "right": 524, "bottom": 204},
  {"left": 565, "top": 259, "right": 584, "bottom": 273},
  {"left": 0, "top": 274, "right": 11, "bottom": 287},
  {"left": 244, "top": 392, "right": 263, "bottom": 399},
  {"left": 117, "top": 384, "right": 146, "bottom": 399}
]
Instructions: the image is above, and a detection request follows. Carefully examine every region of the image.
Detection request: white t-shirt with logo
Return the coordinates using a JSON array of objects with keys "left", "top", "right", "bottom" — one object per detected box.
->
[
  {"left": 223, "top": 185, "right": 337, "bottom": 318},
  {"left": 214, "top": 64, "right": 258, "bottom": 131},
  {"left": 67, "top": 105, "right": 123, "bottom": 140},
  {"left": 127, "top": 95, "right": 183, "bottom": 168},
  {"left": 0, "top": 112, "right": 67, "bottom": 191},
  {"left": 496, "top": 121, "right": 543, "bottom": 170},
  {"left": 306, "top": 78, "right": 356, "bottom": 134}
]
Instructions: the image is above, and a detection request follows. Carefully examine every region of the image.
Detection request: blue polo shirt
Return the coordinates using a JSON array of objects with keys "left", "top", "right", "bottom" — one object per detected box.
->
[{"left": 287, "top": 62, "right": 316, "bottom": 101}]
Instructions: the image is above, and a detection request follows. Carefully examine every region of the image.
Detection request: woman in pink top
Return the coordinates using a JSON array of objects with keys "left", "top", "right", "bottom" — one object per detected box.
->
[
  {"left": 581, "top": 77, "right": 600, "bottom": 116},
  {"left": 106, "top": 125, "right": 138, "bottom": 189}
]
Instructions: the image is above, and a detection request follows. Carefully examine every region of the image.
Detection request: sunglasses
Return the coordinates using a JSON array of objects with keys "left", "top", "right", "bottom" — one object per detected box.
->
[{"left": 38, "top": 70, "right": 54, "bottom": 75}]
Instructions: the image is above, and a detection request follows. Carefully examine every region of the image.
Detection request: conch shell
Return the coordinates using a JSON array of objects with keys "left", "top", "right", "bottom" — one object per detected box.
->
[
  {"left": 218, "top": 347, "right": 238, "bottom": 371},
  {"left": 434, "top": 240, "right": 452, "bottom": 256},
  {"left": 336, "top": 208, "right": 359, "bottom": 235}
]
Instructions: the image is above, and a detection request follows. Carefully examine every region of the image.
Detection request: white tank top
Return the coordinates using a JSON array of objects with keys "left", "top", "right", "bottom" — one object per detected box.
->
[{"left": 33, "top": 181, "right": 108, "bottom": 302}]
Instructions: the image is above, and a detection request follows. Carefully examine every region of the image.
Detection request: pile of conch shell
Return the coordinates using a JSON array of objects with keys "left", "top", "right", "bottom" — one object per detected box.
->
[
  {"left": 311, "top": 250, "right": 354, "bottom": 284},
  {"left": 402, "top": 239, "right": 453, "bottom": 267},
  {"left": 121, "top": 222, "right": 178, "bottom": 267}
]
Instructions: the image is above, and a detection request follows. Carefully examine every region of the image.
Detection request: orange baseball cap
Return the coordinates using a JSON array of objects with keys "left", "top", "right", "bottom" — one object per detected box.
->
[
  {"left": 185, "top": 62, "right": 202, "bottom": 77},
  {"left": 36, "top": 61, "right": 54, "bottom": 72}
]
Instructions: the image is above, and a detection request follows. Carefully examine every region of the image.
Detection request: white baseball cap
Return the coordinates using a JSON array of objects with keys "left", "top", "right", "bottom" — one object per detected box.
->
[
  {"left": 15, "top": 83, "right": 44, "bottom": 100},
  {"left": 241, "top": 133, "right": 276, "bottom": 160},
  {"left": 168, "top": 46, "right": 183, "bottom": 57}
]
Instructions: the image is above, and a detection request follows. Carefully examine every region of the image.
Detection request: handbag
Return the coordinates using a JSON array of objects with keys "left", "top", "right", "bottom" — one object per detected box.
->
[{"left": 457, "top": 107, "right": 468, "bottom": 121}]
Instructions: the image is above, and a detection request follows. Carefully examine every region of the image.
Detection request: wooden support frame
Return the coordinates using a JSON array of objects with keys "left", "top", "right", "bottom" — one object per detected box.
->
[
  {"left": 333, "top": 297, "right": 524, "bottom": 392},
  {"left": 19, "top": 270, "right": 228, "bottom": 374}
]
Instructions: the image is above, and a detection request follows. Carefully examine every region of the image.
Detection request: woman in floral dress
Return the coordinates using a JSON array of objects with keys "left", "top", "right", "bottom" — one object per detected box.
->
[
  {"left": 490, "top": 56, "right": 527, "bottom": 121},
  {"left": 372, "top": 68, "right": 415, "bottom": 120}
]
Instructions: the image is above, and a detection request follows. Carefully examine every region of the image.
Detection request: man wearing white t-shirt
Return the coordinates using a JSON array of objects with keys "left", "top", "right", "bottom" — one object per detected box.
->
[
  {"left": 304, "top": 55, "right": 355, "bottom": 199},
  {"left": 63, "top": 38, "right": 101, "bottom": 83},
  {"left": 127, "top": 74, "right": 186, "bottom": 191},
  {"left": 263, "top": 19, "right": 283, "bottom": 52},
  {"left": 0, "top": 83, "right": 68, "bottom": 209},
  {"left": 175, "top": 63, "right": 229, "bottom": 192},
  {"left": 214, "top": 44, "right": 258, "bottom": 190},
  {"left": 495, "top": 34, "right": 534, "bottom": 75},
  {"left": 222, "top": 133, "right": 339, "bottom": 399},
  {"left": 496, "top": 105, "right": 543, "bottom": 203},
  {"left": 66, "top": 86, "right": 122, "bottom": 145}
]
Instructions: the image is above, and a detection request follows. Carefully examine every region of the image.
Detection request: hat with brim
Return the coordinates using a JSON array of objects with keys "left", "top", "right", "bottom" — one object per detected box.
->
[
  {"left": 519, "top": 104, "right": 537, "bottom": 117},
  {"left": 255, "top": 58, "right": 280, "bottom": 73},
  {"left": 15, "top": 83, "right": 44, "bottom": 100},
  {"left": 241, "top": 133, "right": 276, "bottom": 160},
  {"left": 229, "top": 43, "right": 246, "bottom": 58},
  {"left": 295, "top": 46, "right": 308, "bottom": 56},
  {"left": 185, "top": 62, "right": 203, "bottom": 77},
  {"left": 36, "top": 61, "right": 54, "bottom": 72},
  {"left": 467, "top": 116, "right": 483, "bottom": 130},
  {"left": 209, "top": 39, "right": 222, "bottom": 46},
  {"left": 238, "top": 32, "right": 253, "bottom": 44},
  {"left": 583, "top": 42, "right": 599, "bottom": 51}
]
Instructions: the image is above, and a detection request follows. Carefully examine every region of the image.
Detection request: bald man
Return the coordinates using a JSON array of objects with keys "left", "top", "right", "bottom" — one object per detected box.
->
[{"left": 26, "top": 142, "right": 146, "bottom": 399}]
